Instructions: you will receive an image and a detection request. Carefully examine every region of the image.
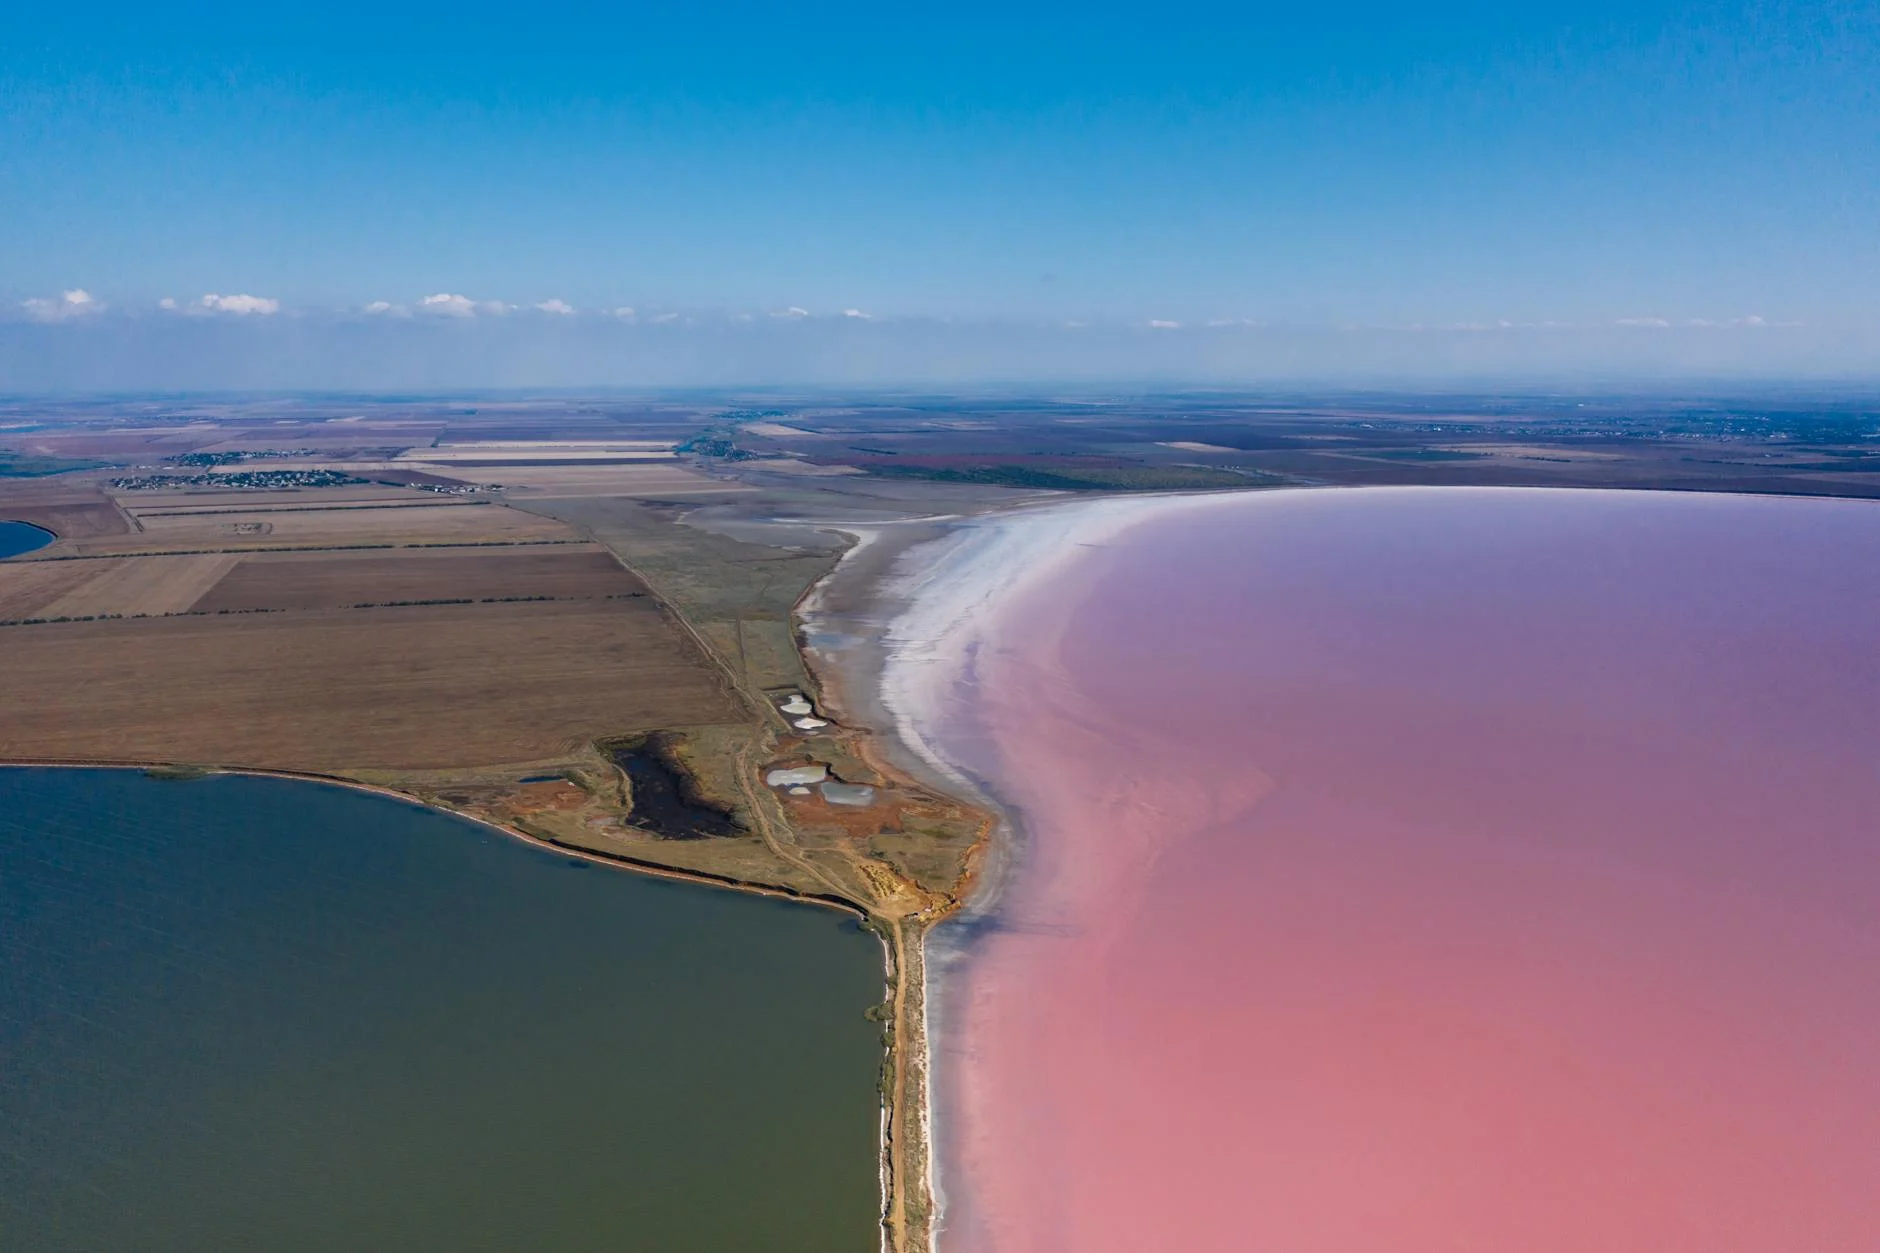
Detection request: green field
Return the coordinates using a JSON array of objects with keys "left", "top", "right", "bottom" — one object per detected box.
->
[{"left": 0, "top": 452, "right": 108, "bottom": 477}]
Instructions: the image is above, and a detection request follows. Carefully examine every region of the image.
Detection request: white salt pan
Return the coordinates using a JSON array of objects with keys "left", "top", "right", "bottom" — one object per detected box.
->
[{"left": 765, "top": 765, "right": 829, "bottom": 787}]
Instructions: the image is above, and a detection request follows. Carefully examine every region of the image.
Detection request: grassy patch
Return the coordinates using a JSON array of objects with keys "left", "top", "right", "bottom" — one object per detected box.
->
[{"left": 1351, "top": 448, "right": 1490, "bottom": 462}]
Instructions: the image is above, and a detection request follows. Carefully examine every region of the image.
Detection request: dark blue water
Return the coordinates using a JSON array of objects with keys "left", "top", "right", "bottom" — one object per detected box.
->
[
  {"left": 0, "top": 520, "right": 54, "bottom": 559},
  {"left": 0, "top": 769, "right": 884, "bottom": 1252}
]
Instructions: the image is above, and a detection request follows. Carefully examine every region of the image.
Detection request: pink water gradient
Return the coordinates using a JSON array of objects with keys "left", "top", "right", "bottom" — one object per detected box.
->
[{"left": 931, "top": 488, "right": 1880, "bottom": 1253}]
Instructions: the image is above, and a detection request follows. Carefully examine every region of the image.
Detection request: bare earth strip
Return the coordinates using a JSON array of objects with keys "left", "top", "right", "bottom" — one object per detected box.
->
[
  {"left": 63, "top": 502, "right": 575, "bottom": 554},
  {"left": 36, "top": 553, "right": 241, "bottom": 618},
  {"left": 192, "top": 547, "right": 644, "bottom": 612},
  {"left": 0, "top": 600, "right": 744, "bottom": 771}
]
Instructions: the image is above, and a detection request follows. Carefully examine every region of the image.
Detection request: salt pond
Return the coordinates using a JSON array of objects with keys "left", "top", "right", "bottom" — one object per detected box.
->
[{"left": 905, "top": 488, "right": 1880, "bottom": 1252}]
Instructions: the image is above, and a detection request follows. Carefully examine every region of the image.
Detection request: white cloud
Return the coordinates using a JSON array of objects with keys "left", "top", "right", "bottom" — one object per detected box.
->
[
  {"left": 534, "top": 299, "right": 576, "bottom": 315},
  {"left": 1148, "top": 319, "right": 1182, "bottom": 329},
  {"left": 199, "top": 293, "right": 280, "bottom": 315},
  {"left": 421, "top": 293, "right": 479, "bottom": 317},
  {"left": 158, "top": 297, "right": 179, "bottom": 311},
  {"left": 611, "top": 306, "right": 636, "bottom": 319},
  {"left": 843, "top": 308, "right": 872, "bottom": 320},
  {"left": 22, "top": 289, "right": 103, "bottom": 322},
  {"left": 651, "top": 311, "right": 681, "bottom": 324},
  {"left": 772, "top": 306, "right": 810, "bottom": 319},
  {"left": 417, "top": 293, "right": 509, "bottom": 317},
  {"left": 363, "top": 300, "right": 409, "bottom": 317},
  {"left": 1618, "top": 315, "right": 1775, "bottom": 329}
]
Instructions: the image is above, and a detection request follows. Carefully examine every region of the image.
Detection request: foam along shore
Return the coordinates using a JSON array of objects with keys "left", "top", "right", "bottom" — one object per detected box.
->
[
  {"left": 873, "top": 493, "right": 1229, "bottom": 810},
  {"left": 867, "top": 496, "right": 1199, "bottom": 1249},
  {"left": 802, "top": 497, "right": 1194, "bottom": 807}
]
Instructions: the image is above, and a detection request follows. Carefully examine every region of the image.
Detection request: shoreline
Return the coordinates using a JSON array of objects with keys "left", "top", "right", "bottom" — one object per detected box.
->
[
  {"left": 0, "top": 756, "right": 873, "bottom": 918},
  {"left": 797, "top": 492, "right": 1209, "bottom": 1251},
  {"left": 793, "top": 515, "right": 981, "bottom": 1253},
  {"left": 806, "top": 488, "right": 1291, "bottom": 1249}
]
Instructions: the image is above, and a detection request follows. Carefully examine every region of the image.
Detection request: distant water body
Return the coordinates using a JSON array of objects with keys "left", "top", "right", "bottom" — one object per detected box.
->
[
  {"left": 0, "top": 770, "right": 884, "bottom": 1252},
  {"left": 0, "top": 519, "right": 54, "bottom": 559},
  {"left": 910, "top": 488, "right": 1880, "bottom": 1252}
]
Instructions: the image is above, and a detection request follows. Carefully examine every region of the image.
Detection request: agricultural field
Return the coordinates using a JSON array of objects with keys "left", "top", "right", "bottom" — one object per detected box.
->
[
  {"left": 190, "top": 546, "right": 644, "bottom": 612},
  {"left": 1, "top": 451, "right": 108, "bottom": 477},
  {"left": 0, "top": 485, "right": 130, "bottom": 542},
  {"left": 388, "top": 460, "right": 748, "bottom": 497},
  {"left": 527, "top": 495, "right": 849, "bottom": 698},
  {"left": 0, "top": 559, "right": 105, "bottom": 619},
  {"left": 114, "top": 484, "right": 430, "bottom": 512},
  {"left": 15, "top": 553, "right": 241, "bottom": 619},
  {"left": 69, "top": 498, "right": 574, "bottom": 555},
  {"left": 0, "top": 545, "right": 648, "bottom": 622},
  {"left": 0, "top": 418, "right": 991, "bottom": 920},
  {"left": 0, "top": 600, "right": 740, "bottom": 772}
]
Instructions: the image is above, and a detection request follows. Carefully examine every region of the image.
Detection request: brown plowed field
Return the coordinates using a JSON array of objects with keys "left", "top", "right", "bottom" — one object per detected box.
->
[
  {"left": 0, "top": 600, "right": 743, "bottom": 771},
  {"left": 33, "top": 553, "right": 240, "bottom": 619},
  {"left": 0, "top": 560, "right": 108, "bottom": 620},
  {"left": 191, "top": 547, "right": 645, "bottom": 612}
]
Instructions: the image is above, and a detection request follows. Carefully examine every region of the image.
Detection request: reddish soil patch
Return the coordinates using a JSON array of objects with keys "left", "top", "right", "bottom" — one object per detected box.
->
[{"left": 502, "top": 780, "right": 594, "bottom": 814}]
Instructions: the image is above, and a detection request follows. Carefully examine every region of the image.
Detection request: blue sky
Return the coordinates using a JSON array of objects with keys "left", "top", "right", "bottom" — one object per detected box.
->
[{"left": 2, "top": 0, "right": 1875, "bottom": 383}]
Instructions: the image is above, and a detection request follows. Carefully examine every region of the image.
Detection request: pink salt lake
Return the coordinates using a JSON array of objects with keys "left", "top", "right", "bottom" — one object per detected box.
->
[{"left": 926, "top": 488, "right": 1880, "bottom": 1253}]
